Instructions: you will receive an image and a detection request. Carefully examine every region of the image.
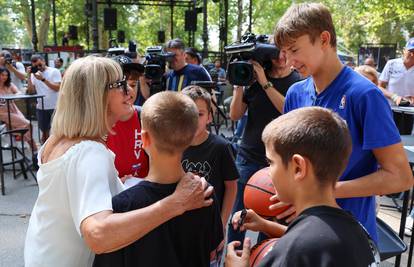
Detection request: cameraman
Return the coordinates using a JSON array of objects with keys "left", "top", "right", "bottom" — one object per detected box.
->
[
  {"left": 165, "top": 39, "right": 211, "bottom": 91},
  {"left": 0, "top": 50, "right": 26, "bottom": 91},
  {"left": 228, "top": 52, "right": 301, "bottom": 245},
  {"left": 27, "top": 54, "right": 61, "bottom": 143}
]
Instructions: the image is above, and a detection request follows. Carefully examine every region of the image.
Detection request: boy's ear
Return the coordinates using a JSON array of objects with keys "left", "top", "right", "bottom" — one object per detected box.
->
[
  {"left": 291, "top": 154, "right": 307, "bottom": 181},
  {"left": 320, "top": 31, "right": 331, "bottom": 48},
  {"left": 207, "top": 109, "right": 213, "bottom": 124},
  {"left": 141, "top": 129, "right": 151, "bottom": 149}
]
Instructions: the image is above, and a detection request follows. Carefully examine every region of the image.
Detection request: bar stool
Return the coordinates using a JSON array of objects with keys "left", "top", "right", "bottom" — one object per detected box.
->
[{"left": 0, "top": 127, "right": 35, "bottom": 195}]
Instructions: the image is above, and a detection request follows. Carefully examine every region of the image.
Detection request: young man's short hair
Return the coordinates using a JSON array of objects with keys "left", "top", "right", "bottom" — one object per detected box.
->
[
  {"left": 141, "top": 91, "right": 198, "bottom": 154},
  {"left": 262, "top": 107, "right": 351, "bottom": 185},
  {"left": 31, "top": 54, "right": 45, "bottom": 62},
  {"left": 181, "top": 85, "right": 212, "bottom": 112},
  {"left": 166, "top": 38, "right": 185, "bottom": 51},
  {"left": 274, "top": 3, "right": 337, "bottom": 49},
  {"left": 56, "top": 57, "right": 64, "bottom": 64}
]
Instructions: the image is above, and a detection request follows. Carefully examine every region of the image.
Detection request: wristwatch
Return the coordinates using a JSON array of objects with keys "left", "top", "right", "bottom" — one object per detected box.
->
[
  {"left": 262, "top": 81, "right": 273, "bottom": 90},
  {"left": 41, "top": 78, "right": 46, "bottom": 82}
]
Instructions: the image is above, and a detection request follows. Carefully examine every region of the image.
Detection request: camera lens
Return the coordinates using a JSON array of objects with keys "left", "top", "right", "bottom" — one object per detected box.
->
[
  {"left": 144, "top": 65, "right": 162, "bottom": 80},
  {"left": 234, "top": 64, "right": 250, "bottom": 77},
  {"left": 227, "top": 61, "right": 254, "bottom": 86}
]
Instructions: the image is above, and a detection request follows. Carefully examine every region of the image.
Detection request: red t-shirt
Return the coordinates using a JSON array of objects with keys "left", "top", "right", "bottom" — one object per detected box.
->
[{"left": 107, "top": 109, "right": 149, "bottom": 178}]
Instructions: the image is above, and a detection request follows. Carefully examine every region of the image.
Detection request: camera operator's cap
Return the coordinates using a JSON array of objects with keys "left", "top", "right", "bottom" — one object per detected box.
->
[
  {"left": 112, "top": 55, "right": 144, "bottom": 73},
  {"left": 406, "top": 37, "right": 414, "bottom": 51}
]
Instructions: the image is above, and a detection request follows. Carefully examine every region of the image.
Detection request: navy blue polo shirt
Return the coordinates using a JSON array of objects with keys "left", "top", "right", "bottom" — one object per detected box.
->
[
  {"left": 284, "top": 66, "right": 401, "bottom": 242},
  {"left": 165, "top": 64, "right": 211, "bottom": 91}
]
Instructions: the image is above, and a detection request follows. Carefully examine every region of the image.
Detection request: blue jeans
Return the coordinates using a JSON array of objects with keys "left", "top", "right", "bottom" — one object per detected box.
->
[
  {"left": 234, "top": 113, "right": 247, "bottom": 139},
  {"left": 227, "top": 153, "right": 266, "bottom": 246}
]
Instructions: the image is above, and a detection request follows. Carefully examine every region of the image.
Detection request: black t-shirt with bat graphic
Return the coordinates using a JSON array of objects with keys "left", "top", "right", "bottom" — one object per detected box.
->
[{"left": 182, "top": 133, "right": 239, "bottom": 210}]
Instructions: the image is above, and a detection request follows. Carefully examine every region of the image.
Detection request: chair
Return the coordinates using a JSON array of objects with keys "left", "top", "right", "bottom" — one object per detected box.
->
[
  {"left": 0, "top": 127, "right": 35, "bottom": 195},
  {"left": 376, "top": 217, "right": 407, "bottom": 261}
]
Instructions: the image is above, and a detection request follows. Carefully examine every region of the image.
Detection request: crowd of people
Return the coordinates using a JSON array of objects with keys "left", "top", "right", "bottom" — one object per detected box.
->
[{"left": 0, "top": 2, "right": 412, "bottom": 267}]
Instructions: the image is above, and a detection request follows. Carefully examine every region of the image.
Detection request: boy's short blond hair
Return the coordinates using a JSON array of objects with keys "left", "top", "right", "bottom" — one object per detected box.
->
[
  {"left": 141, "top": 91, "right": 198, "bottom": 154},
  {"left": 52, "top": 56, "right": 122, "bottom": 139},
  {"left": 274, "top": 3, "right": 337, "bottom": 49},
  {"left": 262, "top": 107, "right": 351, "bottom": 186},
  {"left": 181, "top": 85, "right": 212, "bottom": 112},
  {"left": 354, "top": 65, "right": 378, "bottom": 85}
]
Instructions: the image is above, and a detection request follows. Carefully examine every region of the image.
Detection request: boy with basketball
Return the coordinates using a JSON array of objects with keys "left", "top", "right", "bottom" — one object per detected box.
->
[
  {"left": 93, "top": 91, "right": 223, "bottom": 267},
  {"left": 181, "top": 85, "right": 239, "bottom": 232},
  {"left": 273, "top": 2, "right": 412, "bottom": 242},
  {"left": 226, "top": 107, "right": 379, "bottom": 267}
]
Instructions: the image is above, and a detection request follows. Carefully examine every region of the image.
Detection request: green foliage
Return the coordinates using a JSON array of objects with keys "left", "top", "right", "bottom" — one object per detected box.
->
[{"left": 2, "top": 0, "right": 413, "bottom": 55}]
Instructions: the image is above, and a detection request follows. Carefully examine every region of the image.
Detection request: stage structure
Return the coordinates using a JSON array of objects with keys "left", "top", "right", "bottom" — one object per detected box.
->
[{"left": 84, "top": 0, "right": 229, "bottom": 62}]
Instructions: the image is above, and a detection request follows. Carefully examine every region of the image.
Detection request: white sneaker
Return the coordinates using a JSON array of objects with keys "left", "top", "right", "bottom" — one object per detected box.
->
[{"left": 405, "top": 216, "right": 413, "bottom": 237}]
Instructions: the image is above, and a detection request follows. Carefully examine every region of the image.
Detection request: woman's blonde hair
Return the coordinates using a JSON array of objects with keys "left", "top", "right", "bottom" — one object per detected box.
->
[{"left": 51, "top": 56, "right": 123, "bottom": 139}]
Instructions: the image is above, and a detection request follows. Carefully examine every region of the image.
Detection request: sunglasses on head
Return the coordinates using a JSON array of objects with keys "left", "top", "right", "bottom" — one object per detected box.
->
[{"left": 108, "top": 76, "right": 128, "bottom": 95}]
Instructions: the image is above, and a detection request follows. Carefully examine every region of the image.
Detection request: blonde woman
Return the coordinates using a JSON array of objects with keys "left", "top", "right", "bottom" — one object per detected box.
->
[{"left": 24, "top": 56, "right": 213, "bottom": 267}]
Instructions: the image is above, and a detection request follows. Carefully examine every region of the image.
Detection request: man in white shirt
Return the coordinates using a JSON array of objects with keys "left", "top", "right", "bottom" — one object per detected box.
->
[
  {"left": 27, "top": 54, "right": 62, "bottom": 143},
  {"left": 0, "top": 50, "right": 26, "bottom": 91},
  {"left": 379, "top": 37, "right": 414, "bottom": 134}
]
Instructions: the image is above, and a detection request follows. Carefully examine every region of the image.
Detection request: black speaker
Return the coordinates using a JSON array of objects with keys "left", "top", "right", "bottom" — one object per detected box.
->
[
  {"left": 185, "top": 10, "right": 197, "bottom": 31},
  {"left": 157, "top": 31, "right": 165, "bottom": 43},
  {"left": 68, "top": 25, "right": 78, "bottom": 40},
  {"left": 117, "top": 30, "right": 125, "bottom": 43},
  {"left": 104, "top": 8, "right": 117, "bottom": 30}
]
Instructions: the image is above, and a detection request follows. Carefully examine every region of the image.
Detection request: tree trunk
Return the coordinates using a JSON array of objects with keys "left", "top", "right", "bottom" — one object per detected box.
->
[
  {"left": 37, "top": 0, "right": 52, "bottom": 51},
  {"left": 18, "top": 0, "right": 33, "bottom": 44},
  {"left": 236, "top": 0, "right": 243, "bottom": 40}
]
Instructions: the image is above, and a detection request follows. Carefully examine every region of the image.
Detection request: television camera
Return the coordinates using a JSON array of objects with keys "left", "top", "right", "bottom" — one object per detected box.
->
[{"left": 224, "top": 33, "right": 280, "bottom": 86}]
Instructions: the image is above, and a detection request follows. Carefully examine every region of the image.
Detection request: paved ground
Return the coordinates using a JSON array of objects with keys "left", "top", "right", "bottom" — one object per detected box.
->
[{"left": 0, "top": 126, "right": 412, "bottom": 267}]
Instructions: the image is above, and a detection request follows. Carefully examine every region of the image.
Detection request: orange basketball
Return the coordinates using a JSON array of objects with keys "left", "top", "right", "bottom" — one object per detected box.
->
[
  {"left": 249, "top": 238, "right": 278, "bottom": 267},
  {"left": 244, "top": 167, "right": 289, "bottom": 217}
]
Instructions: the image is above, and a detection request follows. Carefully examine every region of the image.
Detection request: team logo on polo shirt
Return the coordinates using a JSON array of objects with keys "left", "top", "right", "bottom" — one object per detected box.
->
[{"left": 339, "top": 95, "right": 346, "bottom": 109}]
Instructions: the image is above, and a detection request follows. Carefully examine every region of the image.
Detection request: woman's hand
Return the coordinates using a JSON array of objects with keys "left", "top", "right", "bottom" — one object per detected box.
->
[
  {"left": 251, "top": 60, "right": 267, "bottom": 87},
  {"left": 172, "top": 172, "right": 214, "bottom": 214}
]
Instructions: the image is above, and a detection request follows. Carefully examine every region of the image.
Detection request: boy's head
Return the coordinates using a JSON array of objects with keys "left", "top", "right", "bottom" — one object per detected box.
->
[
  {"left": 181, "top": 85, "right": 212, "bottom": 137},
  {"left": 274, "top": 3, "right": 336, "bottom": 77},
  {"left": 141, "top": 91, "right": 198, "bottom": 155},
  {"left": 355, "top": 65, "right": 378, "bottom": 85},
  {"left": 262, "top": 107, "right": 351, "bottom": 202}
]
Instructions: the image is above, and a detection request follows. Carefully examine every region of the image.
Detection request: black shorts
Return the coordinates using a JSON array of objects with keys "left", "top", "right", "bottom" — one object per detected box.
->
[{"left": 36, "top": 109, "right": 54, "bottom": 132}]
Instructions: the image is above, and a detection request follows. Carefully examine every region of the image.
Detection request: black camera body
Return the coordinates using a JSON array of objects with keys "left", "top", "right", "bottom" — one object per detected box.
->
[
  {"left": 225, "top": 33, "right": 279, "bottom": 86},
  {"left": 31, "top": 66, "right": 39, "bottom": 74},
  {"left": 4, "top": 54, "right": 13, "bottom": 65},
  {"left": 144, "top": 46, "right": 175, "bottom": 81}
]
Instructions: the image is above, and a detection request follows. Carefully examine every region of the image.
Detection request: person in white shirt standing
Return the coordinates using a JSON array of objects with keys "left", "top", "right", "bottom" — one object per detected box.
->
[
  {"left": 27, "top": 54, "right": 62, "bottom": 143},
  {"left": 379, "top": 37, "right": 414, "bottom": 134}
]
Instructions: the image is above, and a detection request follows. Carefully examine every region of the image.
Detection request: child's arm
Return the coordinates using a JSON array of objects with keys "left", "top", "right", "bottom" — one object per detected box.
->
[
  {"left": 231, "top": 209, "right": 287, "bottom": 238},
  {"left": 221, "top": 180, "right": 237, "bottom": 228}
]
